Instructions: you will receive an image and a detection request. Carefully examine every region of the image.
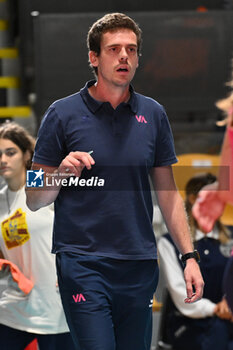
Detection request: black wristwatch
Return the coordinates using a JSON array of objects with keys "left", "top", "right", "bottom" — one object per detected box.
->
[{"left": 181, "top": 250, "right": 200, "bottom": 267}]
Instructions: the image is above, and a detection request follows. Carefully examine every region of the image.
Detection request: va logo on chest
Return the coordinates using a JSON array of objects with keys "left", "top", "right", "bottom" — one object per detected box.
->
[{"left": 135, "top": 115, "right": 147, "bottom": 123}]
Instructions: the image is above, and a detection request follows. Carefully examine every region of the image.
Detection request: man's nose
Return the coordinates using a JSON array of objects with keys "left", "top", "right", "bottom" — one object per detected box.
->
[{"left": 119, "top": 47, "right": 128, "bottom": 60}]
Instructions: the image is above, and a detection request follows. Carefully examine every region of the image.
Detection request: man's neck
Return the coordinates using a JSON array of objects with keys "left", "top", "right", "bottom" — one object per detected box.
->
[{"left": 89, "top": 81, "right": 130, "bottom": 109}]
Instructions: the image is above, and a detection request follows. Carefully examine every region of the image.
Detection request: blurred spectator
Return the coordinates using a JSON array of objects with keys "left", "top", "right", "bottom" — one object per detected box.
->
[
  {"left": 0, "top": 121, "right": 75, "bottom": 350},
  {"left": 193, "top": 89, "right": 233, "bottom": 232},
  {"left": 158, "top": 173, "right": 233, "bottom": 350}
]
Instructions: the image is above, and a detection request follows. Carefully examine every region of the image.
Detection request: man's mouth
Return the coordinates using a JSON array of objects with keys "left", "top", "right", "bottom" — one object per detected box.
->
[{"left": 117, "top": 67, "right": 129, "bottom": 72}]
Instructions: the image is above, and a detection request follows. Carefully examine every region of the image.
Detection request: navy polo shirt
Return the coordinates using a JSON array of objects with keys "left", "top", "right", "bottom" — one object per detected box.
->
[{"left": 33, "top": 80, "right": 177, "bottom": 259}]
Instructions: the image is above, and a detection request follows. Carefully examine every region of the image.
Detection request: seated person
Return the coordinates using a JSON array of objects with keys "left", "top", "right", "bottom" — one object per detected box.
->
[{"left": 158, "top": 173, "right": 233, "bottom": 350}]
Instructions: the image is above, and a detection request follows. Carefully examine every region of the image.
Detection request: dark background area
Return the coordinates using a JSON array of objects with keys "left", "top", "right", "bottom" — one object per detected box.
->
[
  {"left": 5, "top": 0, "right": 233, "bottom": 153},
  {"left": 33, "top": 12, "right": 233, "bottom": 122}
]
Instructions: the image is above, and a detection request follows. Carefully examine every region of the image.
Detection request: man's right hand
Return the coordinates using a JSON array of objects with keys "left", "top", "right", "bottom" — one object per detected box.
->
[
  {"left": 26, "top": 151, "right": 95, "bottom": 211},
  {"left": 58, "top": 151, "right": 95, "bottom": 177}
]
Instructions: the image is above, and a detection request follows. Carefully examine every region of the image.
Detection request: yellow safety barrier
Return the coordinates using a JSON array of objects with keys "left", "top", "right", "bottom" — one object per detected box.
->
[
  {"left": 0, "top": 48, "right": 19, "bottom": 58},
  {"left": 0, "top": 20, "right": 8, "bottom": 31},
  {"left": 0, "top": 77, "right": 20, "bottom": 88},
  {"left": 0, "top": 106, "right": 32, "bottom": 118}
]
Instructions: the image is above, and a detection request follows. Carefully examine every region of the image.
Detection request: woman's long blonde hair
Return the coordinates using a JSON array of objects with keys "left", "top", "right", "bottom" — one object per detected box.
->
[{"left": 216, "top": 59, "right": 233, "bottom": 127}]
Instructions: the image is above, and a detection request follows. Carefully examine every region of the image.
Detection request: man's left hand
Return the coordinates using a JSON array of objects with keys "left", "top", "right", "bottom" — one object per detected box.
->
[{"left": 183, "top": 259, "right": 204, "bottom": 303}]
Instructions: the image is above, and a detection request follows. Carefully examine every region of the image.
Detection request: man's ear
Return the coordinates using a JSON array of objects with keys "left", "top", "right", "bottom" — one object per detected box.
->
[{"left": 89, "top": 51, "right": 98, "bottom": 67}]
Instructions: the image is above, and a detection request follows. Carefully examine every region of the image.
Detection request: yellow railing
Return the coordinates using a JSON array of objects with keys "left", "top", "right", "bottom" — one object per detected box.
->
[
  {"left": 0, "top": 20, "right": 8, "bottom": 30},
  {"left": 0, "top": 48, "right": 19, "bottom": 58},
  {"left": 0, "top": 106, "right": 32, "bottom": 118},
  {"left": 0, "top": 77, "right": 20, "bottom": 88}
]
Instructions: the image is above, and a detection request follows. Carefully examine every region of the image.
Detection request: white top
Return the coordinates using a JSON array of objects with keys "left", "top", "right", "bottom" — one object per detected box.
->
[
  {"left": 0, "top": 185, "right": 69, "bottom": 334},
  {"left": 157, "top": 230, "right": 217, "bottom": 319}
]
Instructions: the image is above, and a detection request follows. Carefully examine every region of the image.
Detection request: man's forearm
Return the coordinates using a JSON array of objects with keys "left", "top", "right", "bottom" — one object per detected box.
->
[
  {"left": 25, "top": 163, "right": 61, "bottom": 211},
  {"left": 25, "top": 187, "right": 59, "bottom": 211},
  {"left": 157, "top": 190, "right": 193, "bottom": 255}
]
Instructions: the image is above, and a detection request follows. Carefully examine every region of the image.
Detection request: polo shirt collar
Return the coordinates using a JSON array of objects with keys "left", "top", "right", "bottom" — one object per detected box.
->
[
  {"left": 127, "top": 85, "right": 138, "bottom": 114},
  {"left": 80, "top": 80, "right": 138, "bottom": 114}
]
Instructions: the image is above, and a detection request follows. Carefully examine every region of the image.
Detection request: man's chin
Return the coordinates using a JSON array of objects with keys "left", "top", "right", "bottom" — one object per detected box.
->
[{"left": 113, "top": 78, "right": 131, "bottom": 88}]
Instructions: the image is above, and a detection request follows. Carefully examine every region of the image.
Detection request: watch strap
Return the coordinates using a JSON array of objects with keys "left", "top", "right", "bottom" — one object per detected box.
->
[{"left": 181, "top": 249, "right": 200, "bottom": 266}]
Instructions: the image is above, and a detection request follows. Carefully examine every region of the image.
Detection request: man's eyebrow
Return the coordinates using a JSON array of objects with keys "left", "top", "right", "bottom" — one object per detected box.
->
[
  {"left": 106, "top": 43, "right": 137, "bottom": 47},
  {"left": 0, "top": 147, "right": 17, "bottom": 151}
]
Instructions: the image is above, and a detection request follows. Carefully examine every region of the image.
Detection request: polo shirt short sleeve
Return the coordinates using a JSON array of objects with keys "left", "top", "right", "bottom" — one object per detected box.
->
[{"left": 33, "top": 107, "right": 67, "bottom": 167}]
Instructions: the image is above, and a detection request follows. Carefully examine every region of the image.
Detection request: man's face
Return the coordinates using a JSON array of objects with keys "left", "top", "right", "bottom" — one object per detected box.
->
[{"left": 90, "top": 29, "right": 139, "bottom": 88}]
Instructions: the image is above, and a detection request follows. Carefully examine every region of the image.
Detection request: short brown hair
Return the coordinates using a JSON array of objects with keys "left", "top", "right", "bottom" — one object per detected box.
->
[
  {"left": 87, "top": 13, "right": 142, "bottom": 76},
  {"left": 0, "top": 121, "right": 35, "bottom": 170}
]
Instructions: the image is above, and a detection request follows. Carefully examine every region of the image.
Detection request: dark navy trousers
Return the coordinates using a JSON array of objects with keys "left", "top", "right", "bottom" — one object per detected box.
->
[{"left": 56, "top": 252, "right": 158, "bottom": 350}]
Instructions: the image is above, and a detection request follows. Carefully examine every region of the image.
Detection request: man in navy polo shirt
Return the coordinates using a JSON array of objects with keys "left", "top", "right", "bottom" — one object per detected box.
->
[{"left": 26, "top": 13, "right": 204, "bottom": 350}]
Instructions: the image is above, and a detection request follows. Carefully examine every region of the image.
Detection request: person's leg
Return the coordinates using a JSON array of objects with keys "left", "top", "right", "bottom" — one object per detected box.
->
[
  {"left": 37, "top": 332, "right": 76, "bottom": 350},
  {"left": 56, "top": 252, "right": 116, "bottom": 350},
  {"left": 112, "top": 259, "right": 159, "bottom": 350},
  {"left": 0, "top": 324, "right": 35, "bottom": 350}
]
